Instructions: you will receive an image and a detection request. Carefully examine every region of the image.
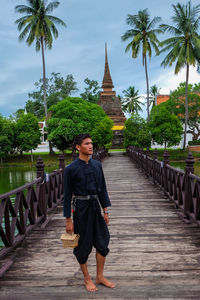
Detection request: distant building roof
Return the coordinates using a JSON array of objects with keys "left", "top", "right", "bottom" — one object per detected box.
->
[{"left": 156, "top": 95, "right": 170, "bottom": 105}]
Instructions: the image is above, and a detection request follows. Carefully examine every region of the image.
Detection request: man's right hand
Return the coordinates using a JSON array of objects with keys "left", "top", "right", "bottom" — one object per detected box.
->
[{"left": 66, "top": 218, "right": 74, "bottom": 234}]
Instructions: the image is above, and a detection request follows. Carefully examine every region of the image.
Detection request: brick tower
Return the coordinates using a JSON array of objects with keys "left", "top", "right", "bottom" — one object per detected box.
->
[{"left": 98, "top": 43, "right": 126, "bottom": 126}]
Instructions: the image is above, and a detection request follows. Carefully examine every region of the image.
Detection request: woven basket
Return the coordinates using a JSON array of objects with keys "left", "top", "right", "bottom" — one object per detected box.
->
[{"left": 60, "top": 233, "right": 80, "bottom": 248}]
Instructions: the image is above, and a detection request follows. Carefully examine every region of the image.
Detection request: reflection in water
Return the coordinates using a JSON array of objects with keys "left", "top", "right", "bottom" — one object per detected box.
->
[{"left": 0, "top": 166, "right": 56, "bottom": 195}]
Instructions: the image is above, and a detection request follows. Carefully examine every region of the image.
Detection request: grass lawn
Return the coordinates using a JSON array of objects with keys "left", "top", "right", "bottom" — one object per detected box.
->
[
  {"left": 1, "top": 148, "right": 200, "bottom": 167},
  {"left": 148, "top": 148, "right": 200, "bottom": 162},
  {"left": 2, "top": 152, "right": 73, "bottom": 167}
]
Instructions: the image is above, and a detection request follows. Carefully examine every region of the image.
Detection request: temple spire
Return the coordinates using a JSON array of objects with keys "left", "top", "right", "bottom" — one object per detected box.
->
[{"left": 102, "top": 43, "right": 114, "bottom": 89}]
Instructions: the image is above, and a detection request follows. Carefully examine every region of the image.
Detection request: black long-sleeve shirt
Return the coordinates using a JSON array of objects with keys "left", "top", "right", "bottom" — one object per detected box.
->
[{"left": 63, "top": 158, "right": 111, "bottom": 218}]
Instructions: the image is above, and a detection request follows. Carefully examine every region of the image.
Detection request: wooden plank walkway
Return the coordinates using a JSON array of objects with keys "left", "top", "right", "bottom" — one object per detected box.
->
[{"left": 1, "top": 152, "right": 200, "bottom": 299}]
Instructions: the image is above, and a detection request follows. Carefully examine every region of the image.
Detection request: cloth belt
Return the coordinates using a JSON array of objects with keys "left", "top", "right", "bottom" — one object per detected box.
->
[{"left": 74, "top": 195, "right": 97, "bottom": 200}]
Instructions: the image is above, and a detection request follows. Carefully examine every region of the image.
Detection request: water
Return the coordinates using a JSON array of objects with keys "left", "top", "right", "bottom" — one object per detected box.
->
[
  {"left": 0, "top": 165, "right": 57, "bottom": 195},
  {"left": 170, "top": 161, "right": 200, "bottom": 176},
  {"left": 0, "top": 165, "right": 59, "bottom": 249}
]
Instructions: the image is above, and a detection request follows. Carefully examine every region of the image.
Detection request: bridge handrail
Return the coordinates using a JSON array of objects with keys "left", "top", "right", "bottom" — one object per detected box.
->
[
  {"left": 0, "top": 178, "right": 42, "bottom": 200},
  {"left": 127, "top": 146, "right": 200, "bottom": 225}
]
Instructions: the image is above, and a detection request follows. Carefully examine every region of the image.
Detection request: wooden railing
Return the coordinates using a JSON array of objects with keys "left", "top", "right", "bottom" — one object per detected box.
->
[
  {"left": 0, "top": 154, "right": 66, "bottom": 261},
  {"left": 127, "top": 146, "right": 200, "bottom": 225},
  {"left": 0, "top": 148, "right": 107, "bottom": 268}
]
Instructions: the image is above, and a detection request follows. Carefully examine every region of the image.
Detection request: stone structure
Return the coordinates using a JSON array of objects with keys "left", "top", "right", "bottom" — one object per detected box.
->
[{"left": 98, "top": 44, "right": 126, "bottom": 126}]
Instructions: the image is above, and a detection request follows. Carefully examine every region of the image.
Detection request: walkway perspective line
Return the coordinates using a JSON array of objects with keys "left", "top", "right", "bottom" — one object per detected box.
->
[{"left": 1, "top": 152, "right": 200, "bottom": 299}]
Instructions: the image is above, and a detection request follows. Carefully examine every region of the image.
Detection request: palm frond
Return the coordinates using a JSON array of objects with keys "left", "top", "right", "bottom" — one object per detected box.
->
[
  {"left": 47, "top": 15, "right": 66, "bottom": 27},
  {"left": 45, "top": 1, "right": 60, "bottom": 13},
  {"left": 36, "top": 39, "right": 40, "bottom": 51},
  {"left": 18, "top": 22, "right": 32, "bottom": 41},
  {"left": 160, "top": 36, "right": 183, "bottom": 48},
  {"left": 160, "top": 24, "right": 182, "bottom": 35},
  {"left": 121, "top": 29, "right": 140, "bottom": 41},
  {"left": 125, "top": 41, "right": 133, "bottom": 53},
  {"left": 15, "top": 5, "right": 34, "bottom": 14},
  {"left": 147, "top": 16, "right": 162, "bottom": 30}
]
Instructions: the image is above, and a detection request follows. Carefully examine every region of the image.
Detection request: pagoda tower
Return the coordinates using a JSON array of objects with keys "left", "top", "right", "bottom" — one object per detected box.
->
[{"left": 98, "top": 43, "right": 126, "bottom": 126}]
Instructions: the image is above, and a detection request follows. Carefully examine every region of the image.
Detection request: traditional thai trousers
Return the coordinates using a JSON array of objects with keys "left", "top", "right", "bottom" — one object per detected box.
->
[{"left": 73, "top": 196, "right": 110, "bottom": 264}]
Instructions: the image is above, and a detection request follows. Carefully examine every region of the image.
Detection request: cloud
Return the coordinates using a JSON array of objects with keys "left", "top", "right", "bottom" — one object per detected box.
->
[{"left": 155, "top": 66, "right": 200, "bottom": 94}]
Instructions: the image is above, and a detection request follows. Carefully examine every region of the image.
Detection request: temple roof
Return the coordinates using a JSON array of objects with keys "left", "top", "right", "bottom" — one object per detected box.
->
[{"left": 102, "top": 43, "right": 114, "bottom": 89}]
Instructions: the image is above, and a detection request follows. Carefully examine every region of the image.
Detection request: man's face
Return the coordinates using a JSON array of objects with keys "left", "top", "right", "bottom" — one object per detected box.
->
[{"left": 76, "top": 138, "right": 93, "bottom": 155}]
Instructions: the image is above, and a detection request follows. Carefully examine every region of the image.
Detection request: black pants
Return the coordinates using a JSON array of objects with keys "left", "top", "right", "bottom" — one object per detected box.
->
[{"left": 73, "top": 197, "right": 110, "bottom": 264}]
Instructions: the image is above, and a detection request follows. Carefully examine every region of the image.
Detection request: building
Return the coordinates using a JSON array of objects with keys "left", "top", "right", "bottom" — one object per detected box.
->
[{"left": 98, "top": 44, "right": 126, "bottom": 147}]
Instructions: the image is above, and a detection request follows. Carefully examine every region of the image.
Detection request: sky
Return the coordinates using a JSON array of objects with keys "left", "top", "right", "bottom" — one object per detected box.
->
[{"left": 1, "top": 0, "right": 200, "bottom": 118}]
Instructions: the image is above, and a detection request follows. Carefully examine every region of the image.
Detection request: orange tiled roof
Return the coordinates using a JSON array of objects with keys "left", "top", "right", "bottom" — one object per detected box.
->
[{"left": 156, "top": 95, "right": 170, "bottom": 105}]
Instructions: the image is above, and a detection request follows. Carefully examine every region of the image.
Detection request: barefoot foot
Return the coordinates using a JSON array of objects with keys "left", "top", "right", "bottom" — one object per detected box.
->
[
  {"left": 96, "top": 276, "right": 115, "bottom": 288},
  {"left": 84, "top": 276, "right": 98, "bottom": 292}
]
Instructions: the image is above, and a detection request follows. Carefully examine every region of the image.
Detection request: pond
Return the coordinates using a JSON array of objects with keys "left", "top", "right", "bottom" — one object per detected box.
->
[
  {"left": 170, "top": 161, "right": 200, "bottom": 176},
  {"left": 0, "top": 165, "right": 58, "bottom": 195},
  {"left": 0, "top": 165, "right": 60, "bottom": 249}
]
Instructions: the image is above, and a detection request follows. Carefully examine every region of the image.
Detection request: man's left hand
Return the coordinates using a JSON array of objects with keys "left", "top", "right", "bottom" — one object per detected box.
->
[{"left": 104, "top": 213, "right": 109, "bottom": 225}]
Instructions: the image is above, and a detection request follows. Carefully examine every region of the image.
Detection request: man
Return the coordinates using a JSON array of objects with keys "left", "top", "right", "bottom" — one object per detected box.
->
[{"left": 64, "top": 133, "right": 115, "bottom": 292}]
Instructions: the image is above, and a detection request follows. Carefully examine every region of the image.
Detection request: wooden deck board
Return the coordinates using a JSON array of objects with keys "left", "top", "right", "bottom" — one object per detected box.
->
[{"left": 1, "top": 152, "right": 200, "bottom": 299}]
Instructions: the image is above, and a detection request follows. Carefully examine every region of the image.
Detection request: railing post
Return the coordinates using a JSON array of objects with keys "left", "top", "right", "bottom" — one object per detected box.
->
[
  {"left": 36, "top": 156, "right": 46, "bottom": 221},
  {"left": 59, "top": 153, "right": 65, "bottom": 171},
  {"left": 144, "top": 148, "right": 150, "bottom": 177},
  {"left": 163, "top": 150, "right": 170, "bottom": 196},
  {"left": 153, "top": 148, "right": 158, "bottom": 184},
  {"left": 36, "top": 156, "right": 45, "bottom": 180},
  {"left": 59, "top": 153, "right": 65, "bottom": 195},
  {"left": 184, "top": 152, "right": 194, "bottom": 217}
]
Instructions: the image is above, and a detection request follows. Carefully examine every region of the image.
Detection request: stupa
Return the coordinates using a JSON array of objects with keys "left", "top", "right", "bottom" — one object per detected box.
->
[{"left": 98, "top": 43, "right": 126, "bottom": 126}]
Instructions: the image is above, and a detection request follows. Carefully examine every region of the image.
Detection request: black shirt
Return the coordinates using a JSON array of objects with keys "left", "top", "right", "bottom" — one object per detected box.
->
[{"left": 63, "top": 158, "right": 111, "bottom": 218}]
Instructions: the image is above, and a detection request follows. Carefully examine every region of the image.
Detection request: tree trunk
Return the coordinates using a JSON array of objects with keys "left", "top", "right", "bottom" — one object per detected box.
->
[
  {"left": 183, "top": 64, "right": 189, "bottom": 150},
  {"left": 41, "top": 37, "right": 47, "bottom": 117},
  {"left": 41, "top": 37, "right": 52, "bottom": 154},
  {"left": 144, "top": 55, "right": 150, "bottom": 121},
  {"left": 49, "top": 140, "right": 54, "bottom": 155},
  {"left": 31, "top": 149, "right": 33, "bottom": 164}
]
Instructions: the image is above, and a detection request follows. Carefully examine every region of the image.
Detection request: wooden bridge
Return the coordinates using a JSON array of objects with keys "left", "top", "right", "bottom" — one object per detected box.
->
[{"left": 1, "top": 151, "right": 200, "bottom": 299}]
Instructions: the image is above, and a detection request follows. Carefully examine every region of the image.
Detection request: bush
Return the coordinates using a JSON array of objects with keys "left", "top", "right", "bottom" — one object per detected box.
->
[{"left": 188, "top": 140, "right": 200, "bottom": 145}]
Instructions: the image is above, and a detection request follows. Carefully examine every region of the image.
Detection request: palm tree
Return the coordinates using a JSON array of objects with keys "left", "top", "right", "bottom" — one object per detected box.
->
[
  {"left": 159, "top": 1, "right": 200, "bottom": 150},
  {"left": 150, "top": 84, "right": 161, "bottom": 108},
  {"left": 121, "top": 9, "right": 162, "bottom": 121},
  {"left": 121, "top": 86, "right": 144, "bottom": 114},
  {"left": 15, "top": 0, "right": 66, "bottom": 118}
]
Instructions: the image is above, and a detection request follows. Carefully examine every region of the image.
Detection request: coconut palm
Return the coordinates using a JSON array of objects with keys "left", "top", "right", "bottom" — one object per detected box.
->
[
  {"left": 121, "top": 86, "right": 144, "bottom": 114},
  {"left": 15, "top": 0, "right": 66, "bottom": 118},
  {"left": 149, "top": 84, "right": 161, "bottom": 108},
  {"left": 159, "top": 1, "right": 200, "bottom": 149},
  {"left": 121, "top": 9, "right": 162, "bottom": 121}
]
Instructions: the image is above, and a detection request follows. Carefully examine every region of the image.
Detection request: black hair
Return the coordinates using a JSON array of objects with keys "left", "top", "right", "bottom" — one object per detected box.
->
[{"left": 73, "top": 133, "right": 91, "bottom": 147}]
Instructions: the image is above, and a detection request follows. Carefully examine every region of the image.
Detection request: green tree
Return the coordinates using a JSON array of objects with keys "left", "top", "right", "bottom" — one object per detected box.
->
[
  {"left": 16, "top": 113, "right": 41, "bottom": 162},
  {"left": 0, "top": 116, "right": 15, "bottom": 163},
  {"left": 91, "top": 117, "right": 113, "bottom": 150},
  {"left": 15, "top": 0, "right": 66, "bottom": 118},
  {"left": 123, "top": 114, "right": 151, "bottom": 148},
  {"left": 150, "top": 84, "right": 161, "bottom": 108},
  {"left": 26, "top": 72, "right": 78, "bottom": 119},
  {"left": 47, "top": 97, "right": 113, "bottom": 151},
  {"left": 121, "top": 86, "right": 144, "bottom": 114},
  {"left": 149, "top": 105, "right": 182, "bottom": 149},
  {"left": 159, "top": 1, "right": 200, "bottom": 149},
  {"left": 80, "top": 78, "right": 101, "bottom": 103},
  {"left": 166, "top": 82, "right": 200, "bottom": 141},
  {"left": 121, "top": 9, "right": 162, "bottom": 121}
]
